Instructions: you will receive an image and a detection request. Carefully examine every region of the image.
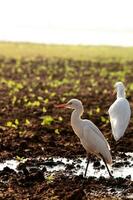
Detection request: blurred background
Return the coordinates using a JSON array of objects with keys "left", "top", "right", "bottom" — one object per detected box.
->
[{"left": 0, "top": 0, "right": 133, "bottom": 46}]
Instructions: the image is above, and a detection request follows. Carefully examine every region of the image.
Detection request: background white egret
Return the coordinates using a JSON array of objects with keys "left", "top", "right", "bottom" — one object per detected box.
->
[
  {"left": 108, "top": 82, "right": 131, "bottom": 141},
  {"left": 56, "top": 99, "right": 112, "bottom": 177}
]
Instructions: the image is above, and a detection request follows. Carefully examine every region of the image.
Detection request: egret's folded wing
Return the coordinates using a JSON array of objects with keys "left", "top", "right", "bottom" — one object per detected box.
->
[
  {"left": 82, "top": 124, "right": 112, "bottom": 164},
  {"left": 108, "top": 99, "right": 131, "bottom": 141},
  {"left": 85, "top": 120, "right": 110, "bottom": 150}
]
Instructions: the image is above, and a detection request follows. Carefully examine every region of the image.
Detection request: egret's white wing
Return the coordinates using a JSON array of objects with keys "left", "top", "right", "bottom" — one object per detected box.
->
[
  {"left": 83, "top": 119, "right": 110, "bottom": 149},
  {"left": 81, "top": 121, "right": 112, "bottom": 164},
  {"left": 108, "top": 98, "right": 131, "bottom": 141}
]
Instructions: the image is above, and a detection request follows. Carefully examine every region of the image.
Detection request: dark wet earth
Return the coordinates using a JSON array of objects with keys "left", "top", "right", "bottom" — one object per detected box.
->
[
  {"left": 0, "top": 153, "right": 133, "bottom": 200},
  {"left": 0, "top": 57, "right": 133, "bottom": 199}
]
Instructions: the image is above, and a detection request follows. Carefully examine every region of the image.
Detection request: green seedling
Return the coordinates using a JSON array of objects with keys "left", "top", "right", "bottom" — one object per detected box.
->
[
  {"left": 55, "top": 129, "right": 60, "bottom": 135},
  {"left": 42, "top": 107, "right": 47, "bottom": 113},
  {"left": 46, "top": 174, "right": 55, "bottom": 183},
  {"left": 88, "top": 110, "right": 93, "bottom": 116},
  {"left": 44, "top": 98, "right": 49, "bottom": 104},
  {"left": 25, "top": 119, "right": 31, "bottom": 126},
  {"left": 100, "top": 116, "right": 109, "bottom": 124},
  {"left": 58, "top": 116, "right": 63, "bottom": 121},
  {"left": 16, "top": 156, "right": 27, "bottom": 163},
  {"left": 6, "top": 121, "right": 18, "bottom": 129},
  {"left": 96, "top": 107, "right": 100, "bottom": 113},
  {"left": 12, "top": 96, "right": 17, "bottom": 105},
  {"left": 26, "top": 100, "right": 40, "bottom": 107},
  {"left": 41, "top": 115, "right": 54, "bottom": 126}
]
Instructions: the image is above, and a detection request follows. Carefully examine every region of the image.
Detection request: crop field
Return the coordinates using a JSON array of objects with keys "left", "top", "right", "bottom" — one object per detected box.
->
[{"left": 0, "top": 42, "right": 133, "bottom": 199}]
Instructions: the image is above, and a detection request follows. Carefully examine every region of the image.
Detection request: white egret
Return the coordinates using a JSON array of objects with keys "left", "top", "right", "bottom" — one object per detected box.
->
[
  {"left": 56, "top": 99, "right": 112, "bottom": 177},
  {"left": 108, "top": 82, "right": 131, "bottom": 141}
]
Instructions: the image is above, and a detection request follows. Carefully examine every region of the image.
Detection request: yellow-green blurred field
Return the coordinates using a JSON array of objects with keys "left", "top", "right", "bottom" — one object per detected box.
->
[{"left": 0, "top": 41, "right": 133, "bottom": 62}]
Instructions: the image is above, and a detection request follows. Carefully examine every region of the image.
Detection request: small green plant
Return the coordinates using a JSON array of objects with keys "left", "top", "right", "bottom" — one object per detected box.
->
[
  {"left": 100, "top": 116, "right": 109, "bottom": 124},
  {"left": 95, "top": 107, "right": 100, "bottom": 113},
  {"left": 6, "top": 119, "right": 19, "bottom": 129},
  {"left": 41, "top": 115, "right": 54, "bottom": 126},
  {"left": 16, "top": 156, "right": 27, "bottom": 163},
  {"left": 88, "top": 110, "right": 93, "bottom": 116},
  {"left": 24, "top": 119, "right": 31, "bottom": 126},
  {"left": 26, "top": 100, "right": 40, "bottom": 107},
  {"left": 42, "top": 107, "right": 47, "bottom": 113},
  {"left": 44, "top": 98, "right": 49, "bottom": 104},
  {"left": 54, "top": 129, "right": 60, "bottom": 135},
  {"left": 58, "top": 116, "right": 63, "bottom": 121},
  {"left": 46, "top": 174, "right": 55, "bottom": 183},
  {"left": 15, "top": 119, "right": 19, "bottom": 126},
  {"left": 12, "top": 96, "right": 17, "bottom": 105}
]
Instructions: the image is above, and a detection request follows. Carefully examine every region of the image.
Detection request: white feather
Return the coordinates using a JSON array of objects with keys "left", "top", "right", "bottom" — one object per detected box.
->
[
  {"left": 109, "top": 98, "right": 131, "bottom": 141},
  {"left": 81, "top": 120, "right": 112, "bottom": 164},
  {"left": 108, "top": 82, "right": 131, "bottom": 141}
]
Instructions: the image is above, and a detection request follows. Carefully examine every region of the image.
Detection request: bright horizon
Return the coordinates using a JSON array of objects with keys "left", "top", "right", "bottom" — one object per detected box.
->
[{"left": 0, "top": 0, "right": 133, "bottom": 46}]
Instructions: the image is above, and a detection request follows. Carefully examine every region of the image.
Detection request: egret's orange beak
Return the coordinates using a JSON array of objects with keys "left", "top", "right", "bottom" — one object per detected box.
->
[{"left": 54, "top": 103, "right": 67, "bottom": 109}]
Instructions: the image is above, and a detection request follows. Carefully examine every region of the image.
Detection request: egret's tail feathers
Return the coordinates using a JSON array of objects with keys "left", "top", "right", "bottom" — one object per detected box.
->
[
  {"left": 107, "top": 154, "right": 112, "bottom": 165},
  {"left": 99, "top": 152, "right": 112, "bottom": 165},
  {"left": 104, "top": 151, "right": 112, "bottom": 165},
  {"left": 113, "top": 134, "right": 121, "bottom": 141},
  {"left": 112, "top": 129, "right": 124, "bottom": 141}
]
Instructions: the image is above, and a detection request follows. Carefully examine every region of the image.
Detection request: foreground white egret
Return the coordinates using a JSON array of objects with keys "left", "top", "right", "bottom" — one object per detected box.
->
[
  {"left": 56, "top": 99, "right": 112, "bottom": 177},
  {"left": 108, "top": 82, "right": 131, "bottom": 141}
]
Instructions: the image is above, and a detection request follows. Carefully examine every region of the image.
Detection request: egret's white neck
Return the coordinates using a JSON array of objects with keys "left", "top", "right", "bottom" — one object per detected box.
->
[
  {"left": 71, "top": 107, "right": 84, "bottom": 120},
  {"left": 117, "top": 88, "right": 125, "bottom": 98},
  {"left": 71, "top": 106, "right": 84, "bottom": 138},
  {"left": 71, "top": 106, "right": 84, "bottom": 129}
]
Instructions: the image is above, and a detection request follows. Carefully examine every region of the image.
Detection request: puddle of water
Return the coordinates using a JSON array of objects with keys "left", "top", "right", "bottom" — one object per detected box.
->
[
  {"left": 0, "top": 153, "right": 133, "bottom": 180},
  {"left": 126, "top": 194, "right": 133, "bottom": 199},
  {"left": 41, "top": 153, "right": 133, "bottom": 180},
  {"left": 0, "top": 160, "right": 19, "bottom": 171},
  {"left": 47, "top": 154, "right": 133, "bottom": 180}
]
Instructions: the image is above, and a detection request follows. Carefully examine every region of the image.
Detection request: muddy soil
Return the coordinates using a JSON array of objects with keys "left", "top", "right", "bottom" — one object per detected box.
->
[{"left": 0, "top": 56, "right": 133, "bottom": 199}]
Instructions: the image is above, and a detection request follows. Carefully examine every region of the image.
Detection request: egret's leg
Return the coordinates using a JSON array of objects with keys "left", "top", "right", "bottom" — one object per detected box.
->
[
  {"left": 84, "top": 157, "right": 89, "bottom": 177},
  {"left": 99, "top": 153, "right": 113, "bottom": 178}
]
